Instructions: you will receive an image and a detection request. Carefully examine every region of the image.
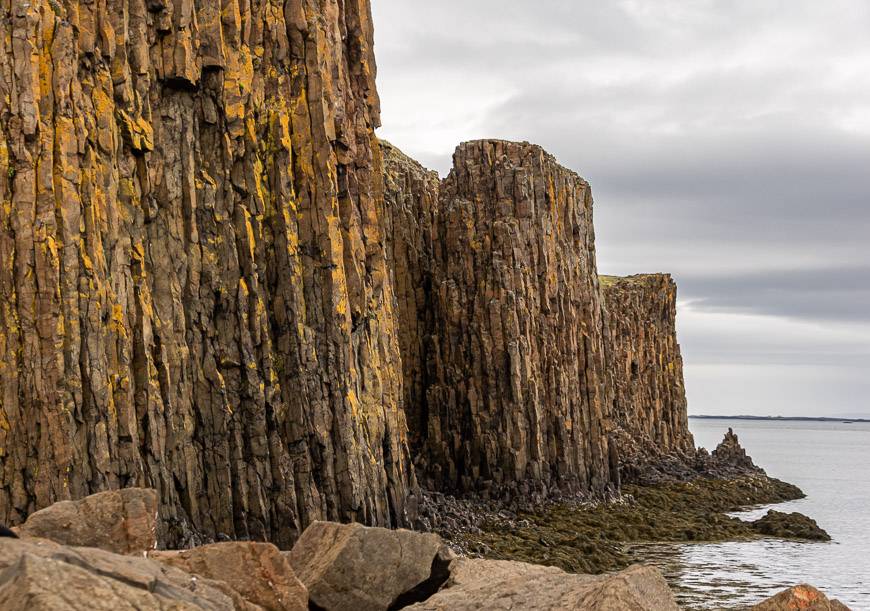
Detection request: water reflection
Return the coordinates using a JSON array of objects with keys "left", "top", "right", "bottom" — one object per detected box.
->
[{"left": 625, "top": 418, "right": 870, "bottom": 610}]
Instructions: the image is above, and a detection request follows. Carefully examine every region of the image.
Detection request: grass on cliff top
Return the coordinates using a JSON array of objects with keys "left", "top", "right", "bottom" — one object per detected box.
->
[{"left": 452, "top": 475, "right": 805, "bottom": 575}]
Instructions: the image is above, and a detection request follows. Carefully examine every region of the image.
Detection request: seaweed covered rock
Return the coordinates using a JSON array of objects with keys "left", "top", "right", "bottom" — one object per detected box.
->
[{"left": 751, "top": 510, "right": 831, "bottom": 541}]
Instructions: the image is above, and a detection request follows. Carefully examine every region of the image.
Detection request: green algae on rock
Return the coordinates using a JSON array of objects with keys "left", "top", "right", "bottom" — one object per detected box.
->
[
  {"left": 449, "top": 475, "right": 812, "bottom": 575},
  {"left": 751, "top": 510, "right": 832, "bottom": 542}
]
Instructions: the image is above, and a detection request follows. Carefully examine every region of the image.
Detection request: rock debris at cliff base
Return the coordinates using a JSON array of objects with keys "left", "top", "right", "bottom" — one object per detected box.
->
[{"left": 0, "top": 487, "right": 846, "bottom": 611}]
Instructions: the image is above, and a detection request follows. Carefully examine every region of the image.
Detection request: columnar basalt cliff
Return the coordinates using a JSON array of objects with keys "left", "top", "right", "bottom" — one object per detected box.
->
[
  {"left": 0, "top": 0, "right": 703, "bottom": 545},
  {"left": 601, "top": 275, "right": 695, "bottom": 466},
  {"left": 0, "top": 0, "right": 416, "bottom": 546},
  {"left": 381, "top": 141, "right": 440, "bottom": 450},
  {"left": 384, "top": 140, "right": 617, "bottom": 496}
]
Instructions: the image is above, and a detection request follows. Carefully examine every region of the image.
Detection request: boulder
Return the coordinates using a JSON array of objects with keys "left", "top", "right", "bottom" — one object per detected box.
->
[
  {"left": 13, "top": 488, "right": 158, "bottom": 555},
  {"left": 150, "top": 542, "right": 307, "bottom": 610},
  {"left": 751, "top": 510, "right": 831, "bottom": 541},
  {"left": 405, "top": 559, "right": 679, "bottom": 610},
  {"left": 286, "top": 521, "right": 453, "bottom": 610},
  {"left": 0, "top": 538, "right": 236, "bottom": 610},
  {"left": 751, "top": 584, "right": 850, "bottom": 610}
]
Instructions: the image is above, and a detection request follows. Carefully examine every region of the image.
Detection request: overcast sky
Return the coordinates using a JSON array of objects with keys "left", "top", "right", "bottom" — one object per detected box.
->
[{"left": 371, "top": 0, "right": 870, "bottom": 418}]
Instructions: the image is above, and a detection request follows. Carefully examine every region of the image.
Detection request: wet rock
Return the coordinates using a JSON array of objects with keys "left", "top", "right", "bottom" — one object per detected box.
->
[
  {"left": 405, "top": 559, "right": 679, "bottom": 610},
  {"left": 0, "top": 538, "right": 236, "bottom": 610},
  {"left": 751, "top": 510, "right": 831, "bottom": 541},
  {"left": 13, "top": 488, "right": 158, "bottom": 555},
  {"left": 149, "top": 542, "right": 307, "bottom": 610},
  {"left": 286, "top": 521, "right": 453, "bottom": 610},
  {"left": 751, "top": 584, "right": 850, "bottom": 610}
]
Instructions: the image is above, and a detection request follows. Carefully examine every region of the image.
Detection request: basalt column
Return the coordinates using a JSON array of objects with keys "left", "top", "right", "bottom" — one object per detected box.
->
[
  {"left": 398, "top": 140, "right": 617, "bottom": 495},
  {"left": 381, "top": 142, "right": 441, "bottom": 451},
  {"left": 601, "top": 275, "right": 695, "bottom": 464},
  {"left": 0, "top": 0, "right": 415, "bottom": 547}
]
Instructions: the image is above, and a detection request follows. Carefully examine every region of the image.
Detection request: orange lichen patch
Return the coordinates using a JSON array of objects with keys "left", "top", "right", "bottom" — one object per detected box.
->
[{"left": 117, "top": 109, "right": 154, "bottom": 153}]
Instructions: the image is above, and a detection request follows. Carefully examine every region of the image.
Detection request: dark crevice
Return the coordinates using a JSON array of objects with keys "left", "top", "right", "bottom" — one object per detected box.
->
[{"left": 387, "top": 552, "right": 452, "bottom": 610}]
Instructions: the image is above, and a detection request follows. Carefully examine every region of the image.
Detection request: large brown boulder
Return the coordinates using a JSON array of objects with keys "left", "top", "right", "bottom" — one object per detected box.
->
[
  {"left": 150, "top": 542, "right": 307, "bottom": 610},
  {"left": 751, "top": 584, "right": 850, "bottom": 610},
  {"left": 0, "top": 537, "right": 236, "bottom": 610},
  {"left": 13, "top": 488, "right": 158, "bottom": 555},
  {"left": 405, "top": 558, "right": 679, "bottom": 610},
  {"left": 286, "top": 521, "right": 453, "bottom": 610}
]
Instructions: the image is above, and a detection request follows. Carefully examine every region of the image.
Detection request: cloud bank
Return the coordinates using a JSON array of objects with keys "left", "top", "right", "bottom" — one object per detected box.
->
[{"left": 372, "top": 0, "right": 870, "bottom": 417}]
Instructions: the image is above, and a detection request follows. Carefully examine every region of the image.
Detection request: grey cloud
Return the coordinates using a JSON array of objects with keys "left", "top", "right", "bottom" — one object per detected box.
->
[
  {"left": 372, "top": 0, "right": 870, "bottom": 415},
  {"left": 678, "top": 267, "right": 870, "bottom": 323}
]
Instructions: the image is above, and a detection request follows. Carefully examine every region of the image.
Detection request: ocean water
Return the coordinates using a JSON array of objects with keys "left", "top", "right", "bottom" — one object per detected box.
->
[{"left": 631, "top": 418, "right": 870, "bottom": 610}]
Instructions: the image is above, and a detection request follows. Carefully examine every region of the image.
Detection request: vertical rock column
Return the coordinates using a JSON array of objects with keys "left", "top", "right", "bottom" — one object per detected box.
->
[
  {"left": 395, "top": 140, "right": 616, "bottom": 496},
  {"left": 381, "top": 142, "right": 441, "bottom": 451},
  {"left": 0, "top": 0, "right": 415, "bottom": 547},
  {"left": 601, "top": 275, "right": 695, "bottom": 463}
]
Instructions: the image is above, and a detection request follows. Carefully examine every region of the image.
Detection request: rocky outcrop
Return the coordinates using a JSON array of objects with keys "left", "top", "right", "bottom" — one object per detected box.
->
[
  {"left": 286, "top": 520, "right": 453, "bottom": 610},
  {"left": 712, "top": 427, "right": 760, "bottom": 472},
  {"left": 12, "top": 488, "right": 157, "bottom": 555},
  {"left": 0, "top": 538, "right": 241, "bottom": 610},
  {"left": 751, "top": 585, "right": 850, "bottom": 611},
  {"left": 150, "top": 542, "right": 308, "bottom": 610},
  {"left": 405, "top": 559, "right": 679, "bottom": 611},
  {"left": 751, "top": 510, "right": 831, "bottom": 541},
  {"left": 0, "top": 0, "right": 415, "bottom": 546},
  {"left": 601, "top": 274, "right": 694, "bottom": 471},
  {"left": 383, "top": 140, "right": 616, "bottom": 497},
  {"left": 3, "top": 489, "right": 688, "bottom": 610}
]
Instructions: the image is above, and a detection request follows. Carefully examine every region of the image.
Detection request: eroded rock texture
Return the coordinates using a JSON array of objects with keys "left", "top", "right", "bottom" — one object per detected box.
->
[
  {"left": 601, "top": 275, "right": 694, "bottom": 463},
  {"left": 381, "top": 141, "right": 440, "bottom": 451},
  {"left": 0, "top": 0, "right": 415, "bottom": 547},
  {"left": 384, "top": 140, "right": 617, "bottom": 496}
]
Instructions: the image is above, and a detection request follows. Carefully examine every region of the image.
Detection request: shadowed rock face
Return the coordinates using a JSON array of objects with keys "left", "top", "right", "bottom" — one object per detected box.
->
[
  {"left": 384, "top": 140, "right": 617, "bottom": 496},
  {"left": 601, "top": 274, "right": 695, "bottom": 464},
  {"left": 382, "top": 142, "right": 441, "bottom": 453},
  {"left": 0, "top": 0, "right": 416, "bottom": 547}
]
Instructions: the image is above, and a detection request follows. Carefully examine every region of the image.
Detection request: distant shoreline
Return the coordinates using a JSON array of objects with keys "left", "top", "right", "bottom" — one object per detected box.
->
[{"left": 690, "top": 415, "right": 870, "bottom": 423}]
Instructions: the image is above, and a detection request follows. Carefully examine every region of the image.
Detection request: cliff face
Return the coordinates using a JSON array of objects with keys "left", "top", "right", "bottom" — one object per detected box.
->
[
  {"left": 0, "top": 0, "right": 415, "bottom": 546},
  {"left": 601, "top": 275, "right": 694, "bottom": 465},
  {"left": 381, "top": 142, "right": 440, "bottom": 451},
  {"left": 0, "top": 0, "right": 699, "bottom": 540},
  {"left": 384, "top": 140, "right": 617, "bottom": 496}
]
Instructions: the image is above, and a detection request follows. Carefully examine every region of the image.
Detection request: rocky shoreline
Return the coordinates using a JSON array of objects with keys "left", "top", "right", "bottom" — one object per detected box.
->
[
  {"left": 0, "top": 485, "right": 848, "bottom": 610},
  {"left": 414, "top": 430, "right": 829, "bottom": 577}
]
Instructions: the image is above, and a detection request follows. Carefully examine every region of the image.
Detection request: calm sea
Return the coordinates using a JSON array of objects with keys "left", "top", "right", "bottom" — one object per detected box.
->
[{"left": 630, "top": 417, "right": 870, "bottom": 610}]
